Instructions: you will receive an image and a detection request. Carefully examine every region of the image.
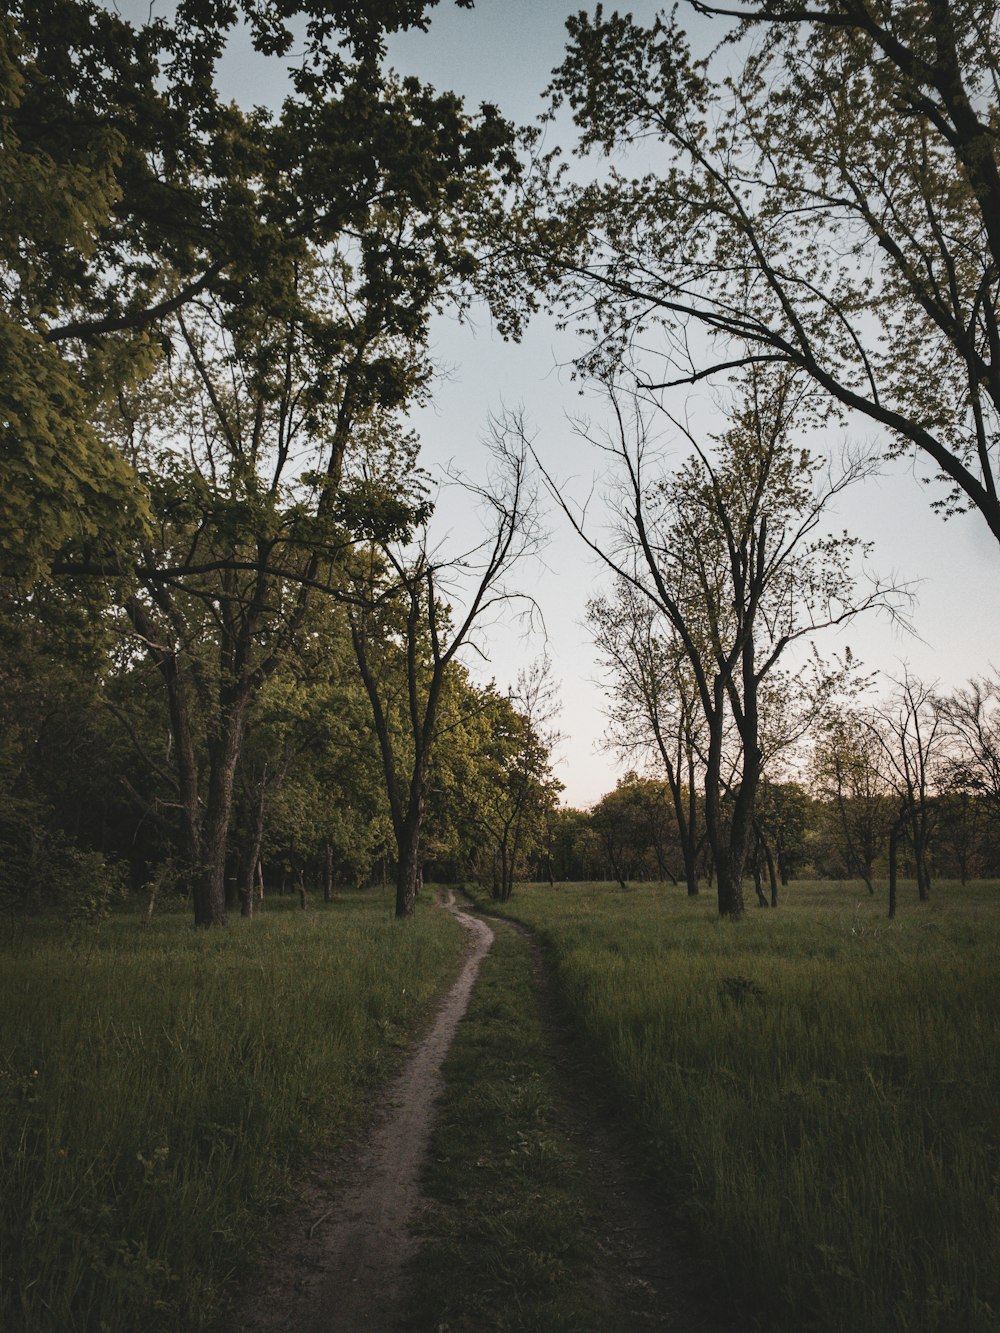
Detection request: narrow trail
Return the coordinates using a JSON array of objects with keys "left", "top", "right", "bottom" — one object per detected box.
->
[
  {"left": 235, "top": 895, "right": 736, "bottom": 1332},
  {"left": 234, "top": 891, "right": 493, "bottom": 1333}
]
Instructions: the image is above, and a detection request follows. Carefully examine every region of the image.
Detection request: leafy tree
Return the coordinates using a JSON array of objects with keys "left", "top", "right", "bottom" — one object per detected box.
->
[
  {"left": 811, "top": 708, "right": 895, "bottom": 891},
  {"left": 548, "top": 370, "right": 895, "bottom": 916},
  {"left": 539, "top": 1, "right": 1000, "bottom": 545},
  {"left": 590, "top": 775, "right": 660, "bottom": 890},
  {"left": 3, "top": 1, "right": 514, "bottom": 574},
  {"left": 756, "top": 781, "right": 811, "bottom": 885},
  {"left": 867, "top": 671, "right": 946, "bottom": 902},
  {"left": 466, "top": 660, "right": 561, "bottom": 903},
  {"left": 589, "top": 579, "right": 706, "bottom": 895},
  {"left": 349, "top": 437, "right": 541, "bottom": 917},
  {"left": 939, "top": 672, "right": 1000, "bottom": 813}
]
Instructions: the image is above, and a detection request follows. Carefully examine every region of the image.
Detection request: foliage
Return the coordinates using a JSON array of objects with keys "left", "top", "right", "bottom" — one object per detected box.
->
[{"left": 540, "top": 0, "right": 1000, "bottom": 544}]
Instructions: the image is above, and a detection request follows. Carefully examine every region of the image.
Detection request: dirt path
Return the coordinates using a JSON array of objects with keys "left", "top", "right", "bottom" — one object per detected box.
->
[
  {"left": 233, "top": 891, "right": 493, "bottom": 1333},
  {"left": 234, "top": 896, "right": 736, "bottom": 1332}
]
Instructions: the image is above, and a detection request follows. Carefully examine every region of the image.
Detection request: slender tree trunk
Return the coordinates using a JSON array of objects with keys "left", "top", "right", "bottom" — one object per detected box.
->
[
  {"left": 193, "top": 695, "right": 248, "bottom": 927},
  {"left": 323, "top": 839, "right": 334, "bottom": 903},
  {"left": 761, "top": 838, "right": 778, "bottom": 907},
  {"left": 240, "top": 764, "right": 268, "bottom": 919},
  {"left": 888, "top": 823, "right": 899, "bottom": 920},
  {"left": 912, "top": 812, "right": 931, "bottom": 901},
  {"left": 752, "top": 858, "right": 768, "bottom": 907}
]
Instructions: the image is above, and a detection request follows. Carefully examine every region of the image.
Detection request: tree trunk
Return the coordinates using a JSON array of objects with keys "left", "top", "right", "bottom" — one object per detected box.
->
[
  {"left": 752, "top": 858, "right": 768, "bottom": 907},
  {"left": 888, "top": 823, "right": 899, "bottom": 920},
  {"left": 192, "top": 696, "right": 248, "bottom": 927},
  {"left": 323, "top": 840, "right": 334, "bottom": 903},
  {"left": 395, "top": 814, "right": 422, "bottom": 918},
  {"left": 760, "top": 837, "right": 778, "bottom": 907}
]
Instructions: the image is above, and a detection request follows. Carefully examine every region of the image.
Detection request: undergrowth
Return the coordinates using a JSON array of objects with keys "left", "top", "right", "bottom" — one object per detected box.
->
[{"left": 0, "top": 891, "right": 462, "bottom": 1332}]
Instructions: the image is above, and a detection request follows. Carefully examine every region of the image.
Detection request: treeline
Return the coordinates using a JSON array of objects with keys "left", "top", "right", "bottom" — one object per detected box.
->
[
  {"left": 553, "top": 666, "right": 1000, "bottom": 907},
  {"left": 0, "top": 588, "right": 560, "bottom": 921},
  {"left": 5, "top": 0, "right": 1000, "bottom": 925},
  {"left": 1, "top": 1, "right": 562, "bottom": 926}
]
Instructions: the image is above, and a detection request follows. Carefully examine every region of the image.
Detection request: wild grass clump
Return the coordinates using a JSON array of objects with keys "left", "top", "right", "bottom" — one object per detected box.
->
[
  {"left": 497, "top": 879, "right": 1000, "bottom": 1333},
  {"left": 0, "top": 891, "right": 461, "bottom": 1332}
]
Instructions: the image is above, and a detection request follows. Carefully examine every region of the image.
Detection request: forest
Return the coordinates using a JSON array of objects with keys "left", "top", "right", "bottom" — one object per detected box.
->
[
  {"left": 3, "top": 0, "right": 1000, "bottom": 926},
  {"left": 3, "top": 1, "right": 1000, "bottom": 1330}
]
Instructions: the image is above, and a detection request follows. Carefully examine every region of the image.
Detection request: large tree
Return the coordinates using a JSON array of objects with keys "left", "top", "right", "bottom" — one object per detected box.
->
[
  {"left": 546, "top": 370, "right": 895, "bottom": 915},
  {"left": 3, "top": 0, "right": 515, "bottom": 578},
  {"left": 531, "top": 2, "right": 1000, "bottom": 545}
]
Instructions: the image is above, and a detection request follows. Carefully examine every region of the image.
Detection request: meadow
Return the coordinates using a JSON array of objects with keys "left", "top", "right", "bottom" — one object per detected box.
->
[
  {"left": 490, "top": 879, "right": 1000, "bottom": 1333},
  {"left": 0, "top": 891, "right": 463, "bottom": 1332}
]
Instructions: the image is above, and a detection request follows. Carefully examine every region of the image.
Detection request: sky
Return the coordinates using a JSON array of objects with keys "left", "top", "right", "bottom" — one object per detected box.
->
[{"left": 148, "top": 0, "right": 1000, "bottom": 805}]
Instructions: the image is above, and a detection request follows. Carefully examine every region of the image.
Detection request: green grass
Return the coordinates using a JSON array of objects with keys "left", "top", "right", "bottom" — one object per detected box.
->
[
  {"left": 488, "top": 879, "right": 1000, "bottom": 1333},
  {"left": 0, "top": 891, "right": 463, "bottom": 1333},
  {"left": 405, "top": 920, "right": 613, "bottom": 1332}
]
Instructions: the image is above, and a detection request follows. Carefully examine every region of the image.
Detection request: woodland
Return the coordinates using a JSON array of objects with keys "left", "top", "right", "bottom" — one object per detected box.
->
[
  {"left": 4, "top": 0, "right": 1000, "bottom": 927},
  {"left": 3, "top": 4, "right": 1000, "bottom": 1331}
]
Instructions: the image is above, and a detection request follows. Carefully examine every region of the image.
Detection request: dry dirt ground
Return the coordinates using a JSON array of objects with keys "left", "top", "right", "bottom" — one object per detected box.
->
[{"left": 229, "top": 893, "right": 739, "bottom": 1333}]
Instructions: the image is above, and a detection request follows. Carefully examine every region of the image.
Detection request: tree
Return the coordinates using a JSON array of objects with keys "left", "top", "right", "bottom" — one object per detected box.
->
[
  {"left": 536, "top": 2, "right": 1000, "bottom": 546},
  {"left": 466, "top": 661, "right": 561, "bottom": 902},
  {"left": 545, "top": 369, "right": 896, "bottom": 916},
  {"left": 754, "top": 780, "right": 811, "bottom": 889},
  {"left": 590, "top": 774, "right": 662, "bottom": 890},
  {"left": 867, "top": 671, "right": 946, "bottom": 902},
  {"left": 349, "top": 436, "right": 541, "bottom": 917},
  {"left": 589, "top": 579, "right": 706, "bottom": 895},
  {"left": 939, "top": 672, "right": 1000, "bottom": 813},
  {"left": 811, "top": 708, "right": 895, "bottom": 892},
  {"left": 3, "top": 1, "right": 515, "bottom": 576}
]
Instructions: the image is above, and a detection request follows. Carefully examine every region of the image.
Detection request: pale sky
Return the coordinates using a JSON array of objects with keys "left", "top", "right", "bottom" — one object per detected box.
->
[{"left": 136, "top": 0, "right": 1000, "bottom": 805}]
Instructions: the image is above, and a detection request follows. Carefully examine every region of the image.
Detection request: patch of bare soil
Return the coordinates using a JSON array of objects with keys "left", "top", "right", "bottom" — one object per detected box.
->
[{"left": 230, "top": 891, "right": 493, "bottom": 1333}]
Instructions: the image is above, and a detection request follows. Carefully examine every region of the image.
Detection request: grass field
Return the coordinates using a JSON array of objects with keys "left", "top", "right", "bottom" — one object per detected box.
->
[
  {"left": 486, "top": 879, "right": 1000, "bottom": 1333},
  {"left": 0, "top": 891, "right": 463, "bottom": 1333}
]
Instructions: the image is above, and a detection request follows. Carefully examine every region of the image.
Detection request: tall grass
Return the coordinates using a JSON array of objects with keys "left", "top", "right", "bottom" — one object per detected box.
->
[
  {"left": 0, "top": 892, "right": 462, "bottom": 1332},
  {"left": 496, "top": 880, "right": 1000, "bottom": 1333}
]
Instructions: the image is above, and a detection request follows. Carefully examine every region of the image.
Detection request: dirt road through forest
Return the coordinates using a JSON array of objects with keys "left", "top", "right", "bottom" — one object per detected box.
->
[{"left": 234, "top": 891, "right": 493, "bottom": 1333}]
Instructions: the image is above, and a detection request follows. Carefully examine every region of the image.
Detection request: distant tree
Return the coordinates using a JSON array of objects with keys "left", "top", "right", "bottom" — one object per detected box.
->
[
  {"left": 590, "top": 774, "right": 660, "bottom": 891},
  {"left": 467, "top": 660, "right": 561, "bottom": 903},
  {"left": 939, "top": 672, "right": 1000, "bottom": 814},
  {"left": 811, "top": 708, "right": 895, "bottom": 893},
  {"left": 589, "top": 579, "right": 705, "bottom": 895},
  {"left": 754, "top": 780, "right": 811, "bottom": 893},
  {"left": 868, "top": 671, "right": 945, "bottom": 902}
]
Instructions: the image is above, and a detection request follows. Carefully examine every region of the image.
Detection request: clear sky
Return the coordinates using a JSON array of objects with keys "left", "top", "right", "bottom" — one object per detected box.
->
[{"left": 142, "top": 0, "right": 1000, "bottom": 806}]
